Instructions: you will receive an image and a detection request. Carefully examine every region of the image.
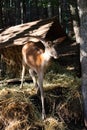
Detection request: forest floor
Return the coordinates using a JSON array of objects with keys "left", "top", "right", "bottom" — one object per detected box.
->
[{"left": 0, "top": 38, "right": 86, "bottom": 130}]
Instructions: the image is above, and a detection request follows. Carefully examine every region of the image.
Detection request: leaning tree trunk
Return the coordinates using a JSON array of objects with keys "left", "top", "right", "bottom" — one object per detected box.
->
[
  {"left": 77, "top": 0, "right": 87, "bottom": 128},
  {"left": 0, "top": 0, "right": 3, "bottom": 28},
  {"left": 70, "top": 0, "right": 80, "bottom": 44}
]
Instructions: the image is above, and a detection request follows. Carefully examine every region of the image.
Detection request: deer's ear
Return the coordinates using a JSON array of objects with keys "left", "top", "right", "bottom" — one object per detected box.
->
[{"left": 53, "top": 36, "right": 66, "bottom": 44}]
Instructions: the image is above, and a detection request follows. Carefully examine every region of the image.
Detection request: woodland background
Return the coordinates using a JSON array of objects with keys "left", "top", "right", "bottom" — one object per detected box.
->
[
  {"left": 0, "top": 0, "right": 87, "bottom": 130},
  {"left": 0, "top": 0, "right": 79, "bottom": 35},
  {"left": 0, "top": 0, "right": 80, "bottom": 77}
]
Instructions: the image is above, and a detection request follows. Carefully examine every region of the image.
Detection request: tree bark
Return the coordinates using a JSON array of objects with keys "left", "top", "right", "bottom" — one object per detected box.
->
[
  {"left": 77, "top": 0, "right": 87, "bottom": 128},
  {"left": 15, "top": 0, "right": 21, "bottom": 24},
  {"left": 70, "top": 0, "right": 80, "bottom": 44},
  {"left": 0, "top": 0, "right": 3, "bottom": 28}
]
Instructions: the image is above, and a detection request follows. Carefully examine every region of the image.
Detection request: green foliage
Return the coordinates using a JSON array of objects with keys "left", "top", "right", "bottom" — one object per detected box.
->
[{"left": 37, "top": 0, "right": 58, "bottom": 8}]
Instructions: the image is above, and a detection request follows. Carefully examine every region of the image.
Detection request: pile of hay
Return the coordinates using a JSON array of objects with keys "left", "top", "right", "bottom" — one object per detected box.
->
[
  {"left": 1, "top": 46, "right": 22, "bottom": 77},
  {"left": 0, "top": 81, "right": 83, "bottom": 130},
  {"left": 0, "top": 61, "right": 82, "bottom": 130},
  {"left": 0, "top": 89, "right": 43, "bottom": 130},
  {"left": 0, "top": 88, "right": 69, "bottom": 130}
]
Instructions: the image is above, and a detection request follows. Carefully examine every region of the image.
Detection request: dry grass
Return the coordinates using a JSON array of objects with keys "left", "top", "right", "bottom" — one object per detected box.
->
[
  {"left": 0, "top": 62, "right": 82, "bottom": 130},
  {"left": 0, "top": 88, "right": 69, "bottom": 130},
  {"left": 0, "top": 89, "right": 41, "bottom": 130}
]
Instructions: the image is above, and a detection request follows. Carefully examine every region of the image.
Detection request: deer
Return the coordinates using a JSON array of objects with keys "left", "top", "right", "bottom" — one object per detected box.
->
[{"left": 20, "top": 35, "right": 66, "bottom": 120}]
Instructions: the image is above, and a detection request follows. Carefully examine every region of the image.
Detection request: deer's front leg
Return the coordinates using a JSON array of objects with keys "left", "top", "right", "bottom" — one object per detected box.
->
[{"left": 38, "top": 71, "right": 46, "bottom": 120}]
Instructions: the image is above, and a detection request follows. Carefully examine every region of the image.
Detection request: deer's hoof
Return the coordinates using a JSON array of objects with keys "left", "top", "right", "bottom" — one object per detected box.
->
[
  {"left": 20, "top": 85, "right": 23, "bottom": 89},
  {"left": 36, "top": 88, "right": 40, "bottom": 96},
  {"left": 42, "top": 113, "right": 46, "bottom": 120}
]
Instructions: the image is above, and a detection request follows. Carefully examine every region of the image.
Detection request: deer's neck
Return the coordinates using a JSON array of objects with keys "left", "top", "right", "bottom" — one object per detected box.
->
[{"left": 43, "top": 49, "right": 51, "bottom": 62}]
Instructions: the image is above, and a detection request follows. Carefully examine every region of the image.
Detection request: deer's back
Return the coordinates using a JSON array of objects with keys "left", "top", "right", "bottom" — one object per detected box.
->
[{"left": 22, "top": 42, "right": 45, "bottom": 71}]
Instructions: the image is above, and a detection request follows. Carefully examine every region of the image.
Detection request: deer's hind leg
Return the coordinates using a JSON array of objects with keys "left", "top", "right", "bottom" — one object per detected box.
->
[
  {"left": 29, "top": 69, "right": 38, "bottom": 89},
  {"left": 20, "top": 63, "right": 26, "bottom": 89}
]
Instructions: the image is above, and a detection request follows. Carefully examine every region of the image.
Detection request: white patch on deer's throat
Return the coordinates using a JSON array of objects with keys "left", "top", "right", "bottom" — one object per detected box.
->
[{"left": 43, "top": 49, "right": 51, "bottom": 62}]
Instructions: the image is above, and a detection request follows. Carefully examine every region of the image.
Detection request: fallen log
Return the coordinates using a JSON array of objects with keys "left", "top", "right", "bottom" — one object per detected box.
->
[
  {"left": 0, "top": 77, "right": 32, "bottom": 85},
  {"left": 0, "top": 16, "right": 66, "bottom": 49}
]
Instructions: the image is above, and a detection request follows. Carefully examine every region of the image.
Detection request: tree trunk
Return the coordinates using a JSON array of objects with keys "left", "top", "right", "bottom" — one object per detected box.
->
[
  {"left": 77, "top": 0, "right": 87, "bottom": 128},
  {"left": 23, "top": 0, "right": 26, "bottom": 23},
  {"left": 70, "top": 0, "right": 80, "bottom": 43},
  {"left": 61, "top": 0, "right": 70, "bottom": 34},
  {"left": 15, "top": 0, "right": 21, "bottom": 24},
  {"left": 0, "top": 0, "right": 3, "bottom": 28},
  {"left": 47, "top": 2, "right": 52, "bottom": 18}
]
